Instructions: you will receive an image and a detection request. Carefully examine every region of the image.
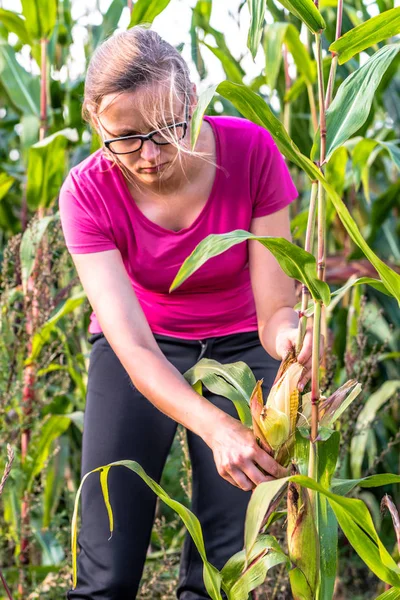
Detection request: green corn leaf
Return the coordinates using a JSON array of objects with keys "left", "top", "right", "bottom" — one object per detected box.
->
[
  {"left": 247, "top": 0, "right": 267, "bottom": 59},
  {"left": 201, "top": 41, "right": 244, "bottom": 83},
  {"left": 311, "top": 44, "right": 400, "bottom": 162},
  {"left": 215, "top": 81, "right": 400, "bottom": 303},
  {"left": 43, "top": 437, "right": 69, "bottom": 528},
  {"left": 229, "top": 544, "right": 288, "bottom": 599},
  {"left": 99, "top": 467, "right": 114, "bottom": 540},
  {"left": 0, "top": 172, "right": 14, "bottom": 202},
  {"left": 375, "top": 588, "right": 400, "bottom": 599},
  {"left": 0, "top": 8, "right": 32, "bottom": 45},
  {"left": 274, "top": 0, "right": 325, "bottom": 33},
  {"left": 244, "top": 477, "right": 289, "bottom": 562},
  {"left": 92, "top": 0, "right": 126, "bottom": 48},
  {"left": 221, "top": 533, "right": 285, "bottom": 592},
  {"left": 0, "top": 41, "right": 40, "bottom": 116},
  {"left": 350, "top": 380, "right": 400, "bottom": 479},
  {"left": 26, "top": 291, "right": 87, "bottom": 365},
  {"left": 317, "top": 432, "right": 341, "bottom": 600},
  {"left": 24, "top": 416, "right": 71, "bottom": 492},
  {"left": 329, "top": 7, "right": 400, "bottom": 64},
  {"left": 128, "top": 0, "right": 172, "bottom": 27},
  {"left": 263, "top": 23, "right": 315, "bottom": 90},
  {"left": 20, "top": 0, "right": 57, "bottom": 40},
  {"left": 294, "top": 432, "right": 340, "bottom": 600},
  {"left": 289, "top": 475, "right": 400, "bottom": 587},
  {"left": 191, "top": 84, "right": 218, "bottom": 151},
  {"left": 27, "top": 128, "right": 78, "bottom": 210},
  {"left": 184, "top": 358, "right": 255, "bottom": 427},
  {"left": 71, "top": 460, "right": 223, "bottom": 599},
  {"left": 170, "top": 230, "right": 331, "bottom": 305},
  {"left": 332, "top": 474, "right": 400, "bottom": 496}
]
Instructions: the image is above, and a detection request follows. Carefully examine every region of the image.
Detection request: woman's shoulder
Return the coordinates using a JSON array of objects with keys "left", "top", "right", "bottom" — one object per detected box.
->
[
  {"left": 61, "top": 148, "right": 117, "bottom": 197},
  {"left": 205, "top": 114, "right": 270, "bottom": 136},
  {"left": 205, "top": 114, "right": 274, "bottom": 153}
]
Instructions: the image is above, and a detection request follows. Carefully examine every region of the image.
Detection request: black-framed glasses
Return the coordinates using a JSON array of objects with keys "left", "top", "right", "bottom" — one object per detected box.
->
[{"left": 103, "top": 102, "right": 189, "bottom": 155}]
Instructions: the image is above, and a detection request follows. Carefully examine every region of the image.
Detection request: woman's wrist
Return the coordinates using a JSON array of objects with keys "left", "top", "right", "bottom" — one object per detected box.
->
[{"left": 259, "top": 306, "right": 299, "bottom": 360}]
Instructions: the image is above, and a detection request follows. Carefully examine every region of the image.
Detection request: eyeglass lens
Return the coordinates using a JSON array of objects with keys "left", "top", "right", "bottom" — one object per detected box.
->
[{"left": 108, "top": 123, "right": 186, "bottom": 155}]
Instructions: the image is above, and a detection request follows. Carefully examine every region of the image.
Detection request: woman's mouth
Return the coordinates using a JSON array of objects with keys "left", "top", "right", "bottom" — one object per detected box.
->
[{"left": 140, "top": 162, "right": 168, "bottom": 173}]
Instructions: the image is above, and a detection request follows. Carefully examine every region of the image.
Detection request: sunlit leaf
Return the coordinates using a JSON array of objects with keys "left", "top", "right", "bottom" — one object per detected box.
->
[
  {"left": 329, "top": 8, "right": 400, "bottom": 64},
  {"left": 170, "top": 230, "right": 331, "bottom": 305}
]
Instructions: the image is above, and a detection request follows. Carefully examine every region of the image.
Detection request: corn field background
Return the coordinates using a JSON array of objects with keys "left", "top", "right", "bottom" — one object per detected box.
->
[{"left": 0, "top": 0, "right": 400, "bottom": 598}]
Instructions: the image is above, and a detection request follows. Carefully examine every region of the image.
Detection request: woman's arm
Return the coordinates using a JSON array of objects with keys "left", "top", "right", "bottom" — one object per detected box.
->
[
  {"left": 70, "top": 249, "right": 287, "bottom": 489},
  {"left": 249, "top": 205, "right": 299, "bottom": 359},
  {"left": 249, "top": 205, "right": 323, "bottom": 390}
]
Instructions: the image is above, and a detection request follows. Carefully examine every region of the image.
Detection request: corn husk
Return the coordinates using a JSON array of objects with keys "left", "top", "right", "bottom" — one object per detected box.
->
[
  {"left": 250, "top": 349, "right": 302, "bottom": 459},
  {"left": 287, "top": 476, "right": 320, "bottom": 599},
  {"left": 298, "top": 379, "right": 361, "bottom": 430}
]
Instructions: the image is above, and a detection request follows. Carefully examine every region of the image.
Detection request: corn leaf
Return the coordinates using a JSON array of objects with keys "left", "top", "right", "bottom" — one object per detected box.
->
[
  {"left": 27, "top": 128, "right": 78, "bottom": 210},
  {"left": 26, "top": 291, "right": 86, "bottom": 365},
  {"left": 221, "top": 534, "right": 287, "bottom": 593},
  {"left": 311, "top": 44, "right": 400, "bottom": 162},
  {"left": 71, "top": 460, "right": 223, "bottom": 599},
  {"left": 170, "top": 230, "right": 331, "bottom": 305},
  {"left": 275, "top": 0, "right": 326, "bottom": 33},
  {"left": 317, "top": 432, "right": 340, "bottom": 600},
  {"left": 0, "top": 41, "right": 40, "bottom": 116},
  {"left": 0, "top": 172, "right": 15, "bottom": 202},
  {"left": 128, "top": 0, "right": 171, "bottom": 27},
  {"left": 215, "top": 81, "right": 400, "bottom": 303},
  {"left": 247, "top": 0, "right": 267, "bottom": 59},
  {"left": 263, "top": 23, "right": 315, "bottom": 90},
  {"left": 191, "top": 84, "right": 218, "bottom": 150},
  {"left": 294, "top": 432, "right": 340, "bottom": 600},
  {"left": 329, "top": 7, "right": 400, "bottom": 64},
  {"left": 21, "top": 0, "right": 57, "bottom": 40},
  {"left": 244, "top": 477, "right": 289, "bottom": 561},
  {"left": 332, "top": 474, "right": 400, "bottom": 496},
  {"left": 24, "top": 415, "right": 71, "bottom": 492},
  {"left": 350, "top": 380, "right": 400, "bottom": 479},
  {"left": 0, "top": 8, "right": 32, "bottom": 46},
  {"left": 376, "top": 588, "right": 400, "bottom": 600},
  {"left": 184, "top": 358, "right": 255, "bottom": 427},
  {"left": 290, "top": 475, "right": 400, "bottom": 587}
]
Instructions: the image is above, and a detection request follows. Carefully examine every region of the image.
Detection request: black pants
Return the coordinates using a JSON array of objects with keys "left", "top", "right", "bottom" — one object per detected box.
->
[{"left": 67, "top": 330, "right": 281, "bottom": 600}]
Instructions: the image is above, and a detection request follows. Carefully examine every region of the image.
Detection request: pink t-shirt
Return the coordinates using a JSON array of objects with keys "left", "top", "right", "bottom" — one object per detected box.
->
[{"left": 58, "top": 115, "right": 299, "bottom": 339}]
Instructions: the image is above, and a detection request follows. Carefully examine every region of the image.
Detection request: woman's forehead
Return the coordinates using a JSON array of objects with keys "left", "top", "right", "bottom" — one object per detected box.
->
[{"left": 98, "top": 88, "right": 185, "bottom": 127}]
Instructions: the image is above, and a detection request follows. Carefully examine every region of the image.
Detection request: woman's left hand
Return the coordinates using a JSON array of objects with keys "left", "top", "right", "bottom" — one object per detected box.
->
[{"left": 275, "top": 324, "right": 325, "bottom": 392}]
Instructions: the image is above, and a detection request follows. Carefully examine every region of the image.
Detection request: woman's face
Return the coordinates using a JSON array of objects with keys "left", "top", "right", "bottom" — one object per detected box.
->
[{"left": 94, "top": 85, "right": 196, "bottom": 187}]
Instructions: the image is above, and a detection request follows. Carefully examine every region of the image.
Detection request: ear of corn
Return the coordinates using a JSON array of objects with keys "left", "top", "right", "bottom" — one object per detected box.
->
[
  {"left": 250, "top": 350, "right": 302, "bottom": 458},
  {"left": 287, "top": 480, "right": 320, "bottom": 599}
]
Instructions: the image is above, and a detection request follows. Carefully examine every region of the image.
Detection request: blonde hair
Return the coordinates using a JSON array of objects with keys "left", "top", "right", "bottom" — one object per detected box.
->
[{"left": 82, "top": 26, "right": 219, "bottom": 194}]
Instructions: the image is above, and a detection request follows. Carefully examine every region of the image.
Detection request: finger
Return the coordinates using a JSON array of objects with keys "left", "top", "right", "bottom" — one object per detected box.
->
[
  {"left": 297, "top": 333, "right": 312, "bottom": 365},
  {"left": 298, "top": 369, "right": 311, "bottom": 391},
  {"left": 254, "top": 448, "right": 288, "bottom": 479},
  {"left": 229, "top": 467, "right": 256, "bottom": 492},
  {"left": 244, "top": 462, "right": 276, "bottom": 487},
  {"left": 223, "top": 472, "right": 243, "bottom": 489}
]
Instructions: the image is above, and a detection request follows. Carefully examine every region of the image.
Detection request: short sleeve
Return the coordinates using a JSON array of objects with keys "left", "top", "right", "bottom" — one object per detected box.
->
[
  {"left": 252, "top": 128, "right": 299, "bottom": 218},
  {"left": 58, "top": 176, "right": 117, "bottom": 254}
]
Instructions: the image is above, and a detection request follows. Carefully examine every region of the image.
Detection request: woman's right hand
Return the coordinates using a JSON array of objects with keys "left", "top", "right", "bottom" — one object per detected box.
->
[{"left": 205, "top": 414, "right": 288, "bottom": 491}]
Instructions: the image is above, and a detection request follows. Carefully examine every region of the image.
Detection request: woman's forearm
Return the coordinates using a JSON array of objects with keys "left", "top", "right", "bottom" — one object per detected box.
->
[{"left": 112, "top": 344, "right": 232, "bottom": 446}]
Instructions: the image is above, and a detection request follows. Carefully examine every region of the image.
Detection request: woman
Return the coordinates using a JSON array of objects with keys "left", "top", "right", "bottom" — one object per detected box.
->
[{"left": 59, "top": 26, "right": 320, "bottom": 600}]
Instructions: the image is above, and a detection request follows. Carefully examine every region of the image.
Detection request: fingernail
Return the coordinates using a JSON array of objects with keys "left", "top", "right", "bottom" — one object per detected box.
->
[{"left": 298, "top": 383, "right": 304, "bottom": 391}]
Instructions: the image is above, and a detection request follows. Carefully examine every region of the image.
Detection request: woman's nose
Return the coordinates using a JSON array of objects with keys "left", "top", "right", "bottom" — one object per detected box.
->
[{"left": 139, "top": 139, "right": 161, "bottom": 162}]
